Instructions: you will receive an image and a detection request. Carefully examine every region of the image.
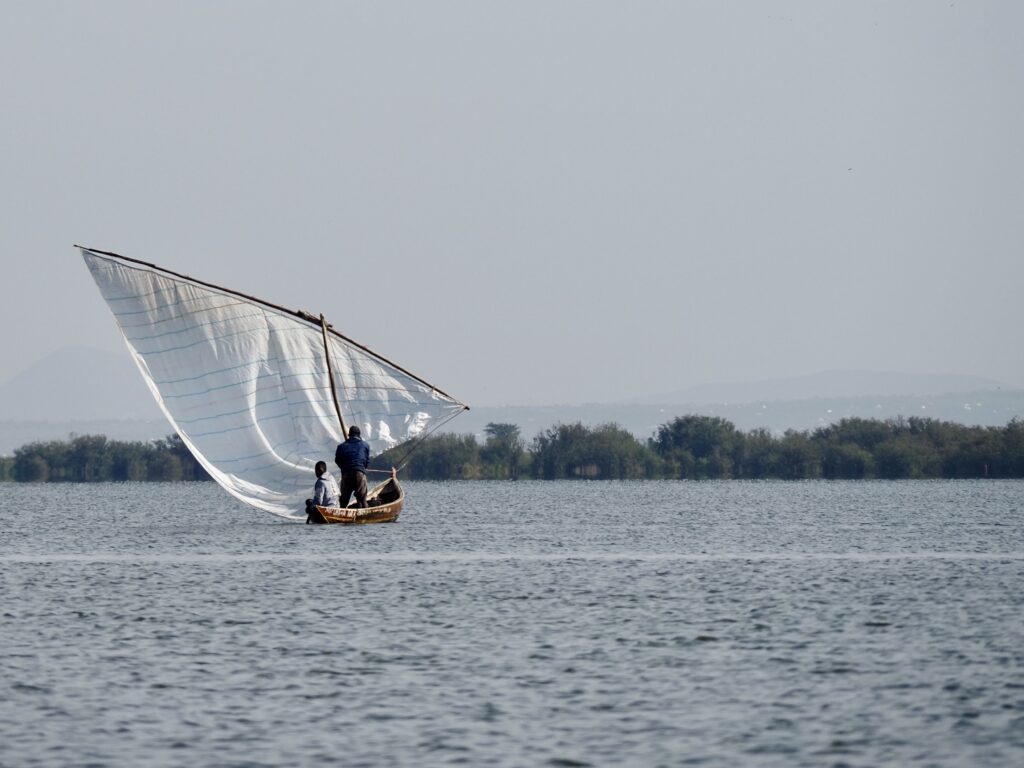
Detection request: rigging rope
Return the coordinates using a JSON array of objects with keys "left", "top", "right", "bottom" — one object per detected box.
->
[{"left": 378, "top": 404, "right": 469, "bottom": 475}]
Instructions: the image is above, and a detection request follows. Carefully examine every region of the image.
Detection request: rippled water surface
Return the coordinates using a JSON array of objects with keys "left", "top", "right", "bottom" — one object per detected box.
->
[{"left": 2, "top": 480, "right": 1023, "bottom": 767}]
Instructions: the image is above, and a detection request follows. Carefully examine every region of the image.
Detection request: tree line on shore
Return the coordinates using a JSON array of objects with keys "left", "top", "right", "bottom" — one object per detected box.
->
[
  {"left": 0, "top": 434, "right": 209, "bottom": 483},
  {"left": 3, "top": 416, "right": 1023, "bottom": 483},
  {"left": 380, "top": 416, "right": 1024, "bottom": 480}
]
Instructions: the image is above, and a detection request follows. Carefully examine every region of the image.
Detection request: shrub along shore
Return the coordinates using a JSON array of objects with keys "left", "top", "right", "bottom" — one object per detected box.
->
[{"left": 2, "top": 416, "right": 1023, "bottom": 482}]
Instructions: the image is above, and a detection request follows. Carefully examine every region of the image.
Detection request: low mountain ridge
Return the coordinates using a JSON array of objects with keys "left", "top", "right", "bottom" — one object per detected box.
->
[
  {"left": 626, "top": 370, "right": 1011, "bottom": 406},
  {"left": 0, "top": 346, "right": 161, "bottom": 422},
  {"left": 1, "top": 347, "right": 1020, "bottom": 453}
]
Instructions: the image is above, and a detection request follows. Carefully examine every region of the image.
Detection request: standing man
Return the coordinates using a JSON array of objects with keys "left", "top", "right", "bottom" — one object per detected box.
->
[
  {"left": 335, "top": 425, "right": 370, "bottom": 508},
  {"left": 305, "top": 460, "right": 340, "bottom": 523}
]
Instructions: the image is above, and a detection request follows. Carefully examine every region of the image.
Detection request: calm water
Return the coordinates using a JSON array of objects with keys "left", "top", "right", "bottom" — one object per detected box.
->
[{"left": 1, "top": 480, "right": 1023, "bottom": 767}]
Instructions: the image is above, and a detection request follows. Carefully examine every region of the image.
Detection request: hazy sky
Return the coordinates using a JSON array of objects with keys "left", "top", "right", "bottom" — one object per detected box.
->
[{"left": 2, "top": 1, "right": 1021, "bottom": 407}]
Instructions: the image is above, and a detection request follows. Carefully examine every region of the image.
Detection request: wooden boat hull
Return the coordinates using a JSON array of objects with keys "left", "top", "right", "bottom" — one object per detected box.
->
[{"left": 308, "top": 476, "right": 403, "bottom": 524}]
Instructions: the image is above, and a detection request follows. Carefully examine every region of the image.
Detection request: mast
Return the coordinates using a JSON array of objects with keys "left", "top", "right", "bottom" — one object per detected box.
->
[{"left": 320, "top": 314, "right": 347, "bottom": 438}]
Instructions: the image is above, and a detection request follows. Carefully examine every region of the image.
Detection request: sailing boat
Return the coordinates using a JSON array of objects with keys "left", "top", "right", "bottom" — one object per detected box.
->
[{"left": 78, "top": 246, "right": 468, "bottom": 522}]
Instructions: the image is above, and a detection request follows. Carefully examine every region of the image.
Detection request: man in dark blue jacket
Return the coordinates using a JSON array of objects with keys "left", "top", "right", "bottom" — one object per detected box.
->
[{"left": 335, "top": 425, "right": 370, "bottom": 508}]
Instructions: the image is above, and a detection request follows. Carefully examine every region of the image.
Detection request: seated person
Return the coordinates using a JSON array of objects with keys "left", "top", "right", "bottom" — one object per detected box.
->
[{"left": 305, "top": 460, "right": 340, "bottom": 523}]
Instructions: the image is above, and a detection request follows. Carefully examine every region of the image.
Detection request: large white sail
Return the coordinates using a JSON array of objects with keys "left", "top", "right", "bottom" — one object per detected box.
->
[{"left": 80, "top": 247, "right": 467, "bottom": 519}]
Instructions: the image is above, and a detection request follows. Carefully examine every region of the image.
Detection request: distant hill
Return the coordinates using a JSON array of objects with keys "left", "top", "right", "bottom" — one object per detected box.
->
[
  {"left": 0, "top": 346, "right": 169, "bottom": 453},
  {"left": 0, "top": 346, "right": 162, "bottom": 422},
  {"left": 627, "top": 370, "right": 1013, "bottom": 406},
  {"left": 451, "top": 391, "right": 1024, "bottom": 442},
  {"left": 4, "top": 391, "right": 1022, "bottom": 455},
  {"left": 1, "top": 347, "right": 1021, "bottom": 454}
]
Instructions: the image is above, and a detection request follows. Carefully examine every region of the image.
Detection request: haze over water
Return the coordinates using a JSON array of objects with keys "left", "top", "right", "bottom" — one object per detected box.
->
[{"left": 2, "top": 480, "right": 1023, "bottom": 766}]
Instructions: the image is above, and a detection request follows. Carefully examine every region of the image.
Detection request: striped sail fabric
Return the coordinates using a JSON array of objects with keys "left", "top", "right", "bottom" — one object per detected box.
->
[{"left": 81, "top": 248, "right": 467, "bottom": 518}]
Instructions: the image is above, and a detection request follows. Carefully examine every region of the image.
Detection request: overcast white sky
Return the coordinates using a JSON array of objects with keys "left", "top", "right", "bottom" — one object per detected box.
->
[{"left": 1, "top": 1, "right": 1021, "bottom": 406}]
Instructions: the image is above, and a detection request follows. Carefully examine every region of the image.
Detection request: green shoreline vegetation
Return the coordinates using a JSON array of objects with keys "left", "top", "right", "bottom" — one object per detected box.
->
[
  {"left": 2, "top": 416, "right": 1023, "bottom": 483},
  {"left": 0, "top": 434, "right": 209, "bottom": 483}
]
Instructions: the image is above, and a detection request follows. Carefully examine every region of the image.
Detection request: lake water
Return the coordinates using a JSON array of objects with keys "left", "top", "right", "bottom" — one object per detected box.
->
[{"left": 1, "top": 480, "right": 1023, "bottom": 767}]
